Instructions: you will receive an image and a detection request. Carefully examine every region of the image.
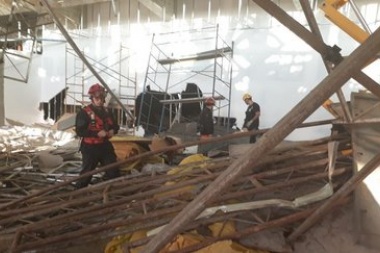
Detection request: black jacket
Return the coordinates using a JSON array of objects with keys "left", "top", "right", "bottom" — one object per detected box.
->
[
  {"left": 243, "top": 102, "right": 260, "bottom": 130},
  {"left": 199, "top": 106, "right": 214, "bottom": 135}
]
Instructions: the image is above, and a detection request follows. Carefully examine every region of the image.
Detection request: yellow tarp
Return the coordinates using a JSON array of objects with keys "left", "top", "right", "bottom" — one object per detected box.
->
[
  {"left": 159, "top": 233, "right": 204, "bottom": 252},
  {"left": 111, "top": 138, "right": 163, "bottom": 171},
  {"left": 104, "top": 154, "right": 270, "bottom": 253},
  {"left": 105, "top": 220, "right": 269, "bottom": 253},
  {"left": 104, "top": 230, "right": 148, "bottom": 253},
  {"left": 195, "top": 240, "right": 269, "bottom": 253},
  {"left": 155, "top": 154, "right": 209, "bottom": 198},
  {"left": 168, "top": 153, "right": 209, "bottom": 175},
  {"left": 105, "top": 232, "right": 269, "bottom": 253}
]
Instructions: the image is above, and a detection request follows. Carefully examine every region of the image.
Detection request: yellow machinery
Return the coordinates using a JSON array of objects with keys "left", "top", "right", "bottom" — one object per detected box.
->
[
  {"left": 320, "top": 0, "right": 373, "bottom": 118},
  {"left": 320, "top": 0, "right": 370, "bottom": 43}
]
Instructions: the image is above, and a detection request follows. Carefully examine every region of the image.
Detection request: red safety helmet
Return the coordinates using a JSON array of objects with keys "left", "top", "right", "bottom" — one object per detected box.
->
[
  {"left": 205, "top": 97, "right": 215, "bottom": 106},
  {"left": 88, "top": 83, "right": 106, "bottom": 99}
]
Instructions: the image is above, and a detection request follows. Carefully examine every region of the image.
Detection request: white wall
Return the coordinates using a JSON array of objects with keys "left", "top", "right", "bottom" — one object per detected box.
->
[
  {"left": 3, "top": 4, "right": 380, "bottom": 140},
  {"left": 4, "top": 40, "right": 66, "bottom": 124}
]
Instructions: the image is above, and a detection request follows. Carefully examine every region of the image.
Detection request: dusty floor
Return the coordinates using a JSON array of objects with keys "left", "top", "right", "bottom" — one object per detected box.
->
[
  {"left": 292, "top": 203, "right": 378, "bottom": 253},
  {"left": 239, "top": 201, "right": 379, "bottom": 253}
]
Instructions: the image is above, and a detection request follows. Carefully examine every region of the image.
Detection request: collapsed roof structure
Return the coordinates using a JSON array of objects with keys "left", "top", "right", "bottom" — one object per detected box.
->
[{"left": 1, "top": 0, "right": 380, "bottom": 252}]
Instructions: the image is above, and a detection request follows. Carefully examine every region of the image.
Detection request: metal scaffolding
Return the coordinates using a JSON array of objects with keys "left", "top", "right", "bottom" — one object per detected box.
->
[
  {"left": 65, "top": 43, "right": 137, "bottom": 134},
  {"left": 137, "top": 24, "right": 234, "bottom": 134},
  {"left": 0, "top": 3, "right": 42, "bottom": 83}
]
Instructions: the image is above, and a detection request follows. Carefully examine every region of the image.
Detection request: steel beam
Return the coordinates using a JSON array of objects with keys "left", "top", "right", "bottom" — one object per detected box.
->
[
  {"left": 299, "top": 0, "right": 352, "bottom": 122},
  {"left": 157, "top": 47, "right": 233, "bottom": 65}
]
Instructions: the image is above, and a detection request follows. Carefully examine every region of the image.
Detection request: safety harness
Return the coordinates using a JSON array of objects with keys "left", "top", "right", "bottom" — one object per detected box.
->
[{"left": 82, "top": 105, "right": 114, "bottom": 144}]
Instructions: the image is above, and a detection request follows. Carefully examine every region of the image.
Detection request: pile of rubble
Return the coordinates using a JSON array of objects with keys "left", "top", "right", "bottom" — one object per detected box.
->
[{"left": 0, "top": 123, "right": 359, "bottom": 253}]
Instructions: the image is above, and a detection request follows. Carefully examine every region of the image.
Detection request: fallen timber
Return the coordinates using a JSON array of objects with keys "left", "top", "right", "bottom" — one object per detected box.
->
[
  {"left": 0, "top": 119, "right": 335, "bottom": 211},
  {"left": 0, "top": 134, "right": 348, "bottom": 224},
  {"left": 10, "top": 168, "right": 351, "bottom": 253},
  {"left": 2, "top": 133, "right": 354, "bottom": 252}
]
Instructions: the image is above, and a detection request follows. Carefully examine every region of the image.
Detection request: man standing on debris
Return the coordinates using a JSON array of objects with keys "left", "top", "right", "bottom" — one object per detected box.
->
[
  {"left": 198, "top": 97, "right": 215, "bottom": 155},
  {"left": 74, "top": 83, "right": 120, "bottom": 188},
  {"left": 199, "top": 97, "right": 215, "bottom": 139},
  {"left": 242, "top": 93, "right": 260, "bottom": 143}
]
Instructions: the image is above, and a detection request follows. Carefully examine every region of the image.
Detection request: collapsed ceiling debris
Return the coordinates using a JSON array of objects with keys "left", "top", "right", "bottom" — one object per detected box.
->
[
  {"left": 1, "top": 110, "right": 379, "bottom": 253},
  {"left": 1, "top": 0, "right": 380, "bottom": 253},
  {"left": 0, "top": 124, "right": 75, "bottom": 153},
  {"left": 0, "top": 121, "right": 356, "bottom": 252}
]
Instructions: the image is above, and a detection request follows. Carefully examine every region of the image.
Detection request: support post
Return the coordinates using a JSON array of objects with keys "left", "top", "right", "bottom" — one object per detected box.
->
[{"left": 299, "top": 0, "right": 352, "bottom": 122}]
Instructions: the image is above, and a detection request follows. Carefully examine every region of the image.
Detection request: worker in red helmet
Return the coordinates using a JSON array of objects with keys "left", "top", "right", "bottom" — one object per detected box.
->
[
  {"left": 74, "top": 83, "right": 120, "bottom": 188},
  {"left": 88, "top": 83, "right": 106, "bottom": 101},
  {"left": 198, "top": 97, "right": 215, "bottom": 155}
]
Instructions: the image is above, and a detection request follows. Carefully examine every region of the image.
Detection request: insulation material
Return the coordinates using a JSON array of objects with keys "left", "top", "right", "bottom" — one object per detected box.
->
[
  {"left": 195, "top": 240, "right": 269, "bottom": 253},
  {"left": 0, "top": 125, "right": 75, "bottom": 153},
  {"left": 105, "top": 230, "right": 269, "bottom": 253},
  {"left": 154, "top": 154, "right": 208, "bottom": 198},
  {"left": 167, "top": 154, "right": 209, "bottom": 175},
  {"left": 208, "top": 221, "right": 236, "bottom": 237},
  {"left": 160, "top": 233, "right": 204, "bottom": 252},
  {"left": 111, "top": 137, "right": 164, "bottom": 171}
]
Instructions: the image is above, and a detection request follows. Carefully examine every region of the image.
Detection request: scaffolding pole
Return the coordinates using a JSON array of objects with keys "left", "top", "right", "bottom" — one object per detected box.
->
[{"left": 40, "top": 0, "right": 134, "bottom": 121}]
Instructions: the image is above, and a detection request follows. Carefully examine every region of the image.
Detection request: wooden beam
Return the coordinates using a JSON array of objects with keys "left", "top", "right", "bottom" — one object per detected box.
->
[{"left": 299, "top": 0, "right": 352, "bottom": 122}]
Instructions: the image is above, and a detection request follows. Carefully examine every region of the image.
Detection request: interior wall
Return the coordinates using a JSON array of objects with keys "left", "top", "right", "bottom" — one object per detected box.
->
[{"left": 3, "top": 0, "right": 380, "bottom": 140}]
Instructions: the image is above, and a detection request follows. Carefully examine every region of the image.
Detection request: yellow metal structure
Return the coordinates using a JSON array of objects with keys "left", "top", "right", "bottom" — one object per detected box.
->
[
  {"left": 320, "top": 0, "right": 370, "bottom": 43},
  {"left": 322, "top": 99, "right": 341, "bottom": 118},
  {"left": 320, "top": 0, "right": 372, "bottom": 119},
  {"left": 326, "top": 0, "right": 349, "bottom": 9}
]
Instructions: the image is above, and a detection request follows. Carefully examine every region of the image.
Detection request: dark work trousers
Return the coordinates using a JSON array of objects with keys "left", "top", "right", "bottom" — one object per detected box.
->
[
  {"left": 76, "top": 141, "right": 120, "bottom": 188},
  {"left": 198, "top": 134, "right": 213, "bottom": 156},
  {"left": 249, "top": 128, "right": 258, "bottom": 144}
]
